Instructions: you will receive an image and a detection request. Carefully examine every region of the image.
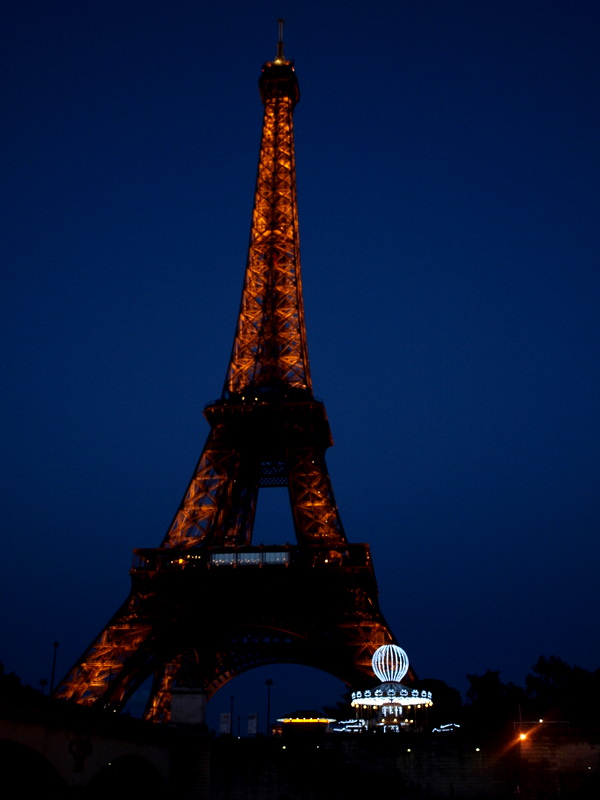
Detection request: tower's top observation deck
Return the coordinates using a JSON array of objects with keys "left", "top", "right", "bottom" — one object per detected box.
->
[
  {"left": 259, "top": 19, "right": 300, "bottom": 107},
  {"left": 259, "top": 59, "right": 299, "bottom": 107}
]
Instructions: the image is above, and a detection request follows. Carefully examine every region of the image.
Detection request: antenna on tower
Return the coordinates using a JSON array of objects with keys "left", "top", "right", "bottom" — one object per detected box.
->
[{"left": 276, "top": 18, "right": 285, "bottom": 61}]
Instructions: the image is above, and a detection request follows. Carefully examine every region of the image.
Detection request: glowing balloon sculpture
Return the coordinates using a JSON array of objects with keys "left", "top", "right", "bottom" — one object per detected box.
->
[{"left": 372, "top": 645, "right": 410, "bottom": 683}]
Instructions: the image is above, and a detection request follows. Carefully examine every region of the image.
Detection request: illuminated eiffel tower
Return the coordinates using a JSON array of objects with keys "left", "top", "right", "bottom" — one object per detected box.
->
[{"left": 55, "top": 25, "right": 406, "bottom": 722}]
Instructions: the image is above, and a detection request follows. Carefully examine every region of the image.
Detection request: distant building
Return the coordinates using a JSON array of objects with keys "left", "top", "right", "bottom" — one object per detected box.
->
[{"left": 277, "top": 711, "right": 335, "bottom": 737}]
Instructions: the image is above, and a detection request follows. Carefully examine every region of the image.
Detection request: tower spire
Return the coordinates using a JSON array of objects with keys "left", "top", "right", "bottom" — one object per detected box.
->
[
  {"left": 224, "top": 25, "right": 305, "bottom": 398},
  {"left": 276, "top": 18, "right": 285, "bottom": 61}
]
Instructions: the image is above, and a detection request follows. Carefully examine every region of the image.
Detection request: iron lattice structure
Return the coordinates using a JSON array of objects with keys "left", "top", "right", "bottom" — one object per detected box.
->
[{"left": 54, "top": 34, "right": 406, "bottom": 722}]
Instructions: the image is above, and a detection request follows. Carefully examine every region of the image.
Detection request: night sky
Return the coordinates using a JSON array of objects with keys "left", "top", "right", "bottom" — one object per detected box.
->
[{"left": 2, "top": 1, "right": 599, "bottom": 732}]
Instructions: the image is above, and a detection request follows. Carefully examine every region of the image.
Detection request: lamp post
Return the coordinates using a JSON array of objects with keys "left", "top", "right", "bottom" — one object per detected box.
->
[{"left": 265, "top": 678, "right": 273, "bottom": 736}]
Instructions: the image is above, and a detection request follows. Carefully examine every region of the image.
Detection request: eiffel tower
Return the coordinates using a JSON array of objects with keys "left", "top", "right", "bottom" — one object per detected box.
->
[{"left": 54, "top": 25, "right": 407, "bottom": 723}]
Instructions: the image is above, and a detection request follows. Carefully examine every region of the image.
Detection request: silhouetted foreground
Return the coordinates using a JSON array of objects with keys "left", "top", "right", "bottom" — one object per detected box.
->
[{"left": 1, "top": 660, "right": 599, "bottom": 797}]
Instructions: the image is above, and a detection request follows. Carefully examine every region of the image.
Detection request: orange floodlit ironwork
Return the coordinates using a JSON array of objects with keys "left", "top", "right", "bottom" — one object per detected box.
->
[
  {"left": 225, "top": 50, "right": 308, "bottom": 397},
  {"left": 160, "top": 39, "right": 341, "bottom": 551},
  {"left": 54, "top": 25, "right": 399, "bottom": 721}
]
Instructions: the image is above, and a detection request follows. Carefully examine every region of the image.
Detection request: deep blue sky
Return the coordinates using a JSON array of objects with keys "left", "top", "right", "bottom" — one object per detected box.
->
[{"left": 2, "top": 1, "right": 599, "bottom": 731}]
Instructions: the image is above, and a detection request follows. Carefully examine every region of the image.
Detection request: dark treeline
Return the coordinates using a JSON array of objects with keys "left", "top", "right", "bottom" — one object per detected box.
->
[
  {"left": 0, "top": 661, "right": 54, "bottom": 708},
  {"left": 3, "top": 656, "right": 599, "bottom": 736},
  {"left": 419, "top": 656, "right": 600, "bottom": 735},
  {"left": 325, "top": 656, "right": 600, "bottom": 736}
]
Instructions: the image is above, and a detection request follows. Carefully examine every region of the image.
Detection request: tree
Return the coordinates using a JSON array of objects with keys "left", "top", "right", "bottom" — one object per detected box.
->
[
  {"left": 0, "top": 662, "right": 45, "bottom": 708},
  {"left": 464, "top": 669, "right": 525, "bottom": 734},
  {"left": 526, "top": 656, "right": 600, "bottom": 726},
  {"left": 414, "top": 678, "right": 463, "bottom": 729}
]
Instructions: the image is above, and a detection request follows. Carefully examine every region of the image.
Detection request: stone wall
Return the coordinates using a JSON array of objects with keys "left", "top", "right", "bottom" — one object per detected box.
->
[
  {"left": 516, "top": 728, "right": 600, "bottom": 799},
  {"left": 206, "top": 728, "right": 600, "bottom": 799}
]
